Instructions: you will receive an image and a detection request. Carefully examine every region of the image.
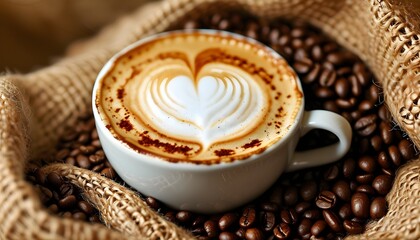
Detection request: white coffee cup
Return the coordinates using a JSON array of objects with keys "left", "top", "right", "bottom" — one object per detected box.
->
[{"left": 92, "top": 30, "right": 352, "bottom": 213}]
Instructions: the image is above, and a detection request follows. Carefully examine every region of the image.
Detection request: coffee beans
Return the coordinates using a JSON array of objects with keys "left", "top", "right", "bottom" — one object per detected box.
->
[{"left": 27, "top": 12, "right": 418, "bottom": 240}]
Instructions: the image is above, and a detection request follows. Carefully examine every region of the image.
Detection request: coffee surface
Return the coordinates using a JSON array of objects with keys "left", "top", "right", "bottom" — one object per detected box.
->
[{"left": 96, "top": 31, "right": 302, "bottom": 163}]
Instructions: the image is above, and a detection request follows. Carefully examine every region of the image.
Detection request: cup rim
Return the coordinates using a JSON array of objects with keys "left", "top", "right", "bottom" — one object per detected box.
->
[{"left": 92, "top": 29, "right": 305, "bottom": 170}]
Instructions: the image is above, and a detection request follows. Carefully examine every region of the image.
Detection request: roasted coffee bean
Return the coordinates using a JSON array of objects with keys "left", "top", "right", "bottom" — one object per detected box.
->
[
  {"left": 299, "top": 181, "right": 317, "bottom": 201},
  {"left": 322, "top": 210, "right": 342, "bottom": 232},
  {"left": 379, "top": 121, "right": 394, "bottom": 145},
  {"left": 336, "top": 97, "right": 357, "bottom": 110},
  {"left": 377, "top": 151, "right": 392, "bottom": 169},
  {"left": 319, "top": 68, "right": 336, "bottom": 87},
  {"left": 59, "top": 183, "right": 74, "bottom": 197},
  {"left": 204, "top": 220, "right": 219, "bottom": 237},
  {"left": 273, "top": 222, "right": 291, "bottom": 239},
  {"left": 58, "top": 195, "right": 77, "bottom": 210},
  {"left": 77, "top": 133, "right": 90, "bottom": 144},
  {"left": 36, "top": 185, "right": 53, "bottom": 204},
  {"left": 245, "top": 228, "right": 264, "bottom": 240},
  {"left": 293, "top": 58, "right": 313, "bottom": 74},
  {"left": 240, "top": 207, "right": 257, "bottom": 227},
  {"left": 91, "top": 163, "right": 105, "bottom": 172},
  {"left": 351, "top": 193, "right": 370, "bottom": 218},
  {"left": 388, "top": 145, "right": 402, "bottom": 166},
  {"left": 76, "top": 155, "right": 91, "bottom": 169},
  {"left": 73, "top": 211, "right": 87, "bottom": 221},
  {"left": 303, "top": 209, "right": 321, "bottom": 219},
  {"left": 295, "top": 202, "right": 311, "bottom": 214},
  {"left": 323, "top": 165, "right": 339, "bottom": 181},
  {"left": 356, "top": 185, "right": 375, "bottom": 195},
  {"left": 315, "top": 191, "right": 337, "bottom": 209},
  {"left": 261, "top": 211, "right": 276, "bottom": 231},
  {"left": 353, "top": 62, "right": 371, "bottom": 86},
  {"left": 354, "top": 114, "right": 377, "bottom": 136},
  {"left": 283, "top": 186, "right": 298, "bottom": 206},
  {"left": 335, "top": 77, "right": 351, "bottom": 98},
  {"left": 88, "top": 154, "right": 104, "bottom": 164},
  {"left": 55, "top": 149, "right": 70, "bottom": 160},
  {"left": 145, "top": 197, "right": 160, "bottom": 210},
  {"left": 349, "top": 75, "right": 362, "bottom": 97},
  {"left": 336, "top": 67, "right": 352, "bottom": 76},
  {"left": 219, "top": 213, "right": 238, "bottom": 231},
  {"left": 78, "top": 200, "right": 95, "bottom": 215},
  {"left": 235, "top": 228, "right": 246, "bottom": 239},
  {"left": 219, "top": 232, "right": 238, "bottom": 240},
  {"left": 297, "top": 218, "right": 312, "bottom": 236},
  {"left": 343, "top": 220, "right": 364, "bottom": 234},
  {"left": 358, "top": 100, "right": 374, "bottom": 113},
  {"left": 311, "top": 45, "right": 323, "bottom": 61},
  {"left": 355, "top": 173, "right": 374, "bottom": 184},
  {"left": 332, "top": 180, "right": 351, "bottom": 201},
  {"left": 260, "top": 202, "right": 279, "bottom": 212},
  {"left": 80, "top": 145, "right": 95, "bottom": 155},
  {"left": 176, "top": 211, "right": 193, "bottom": 223},
  {"left": 48, "top": 204, "right": 59, "bottom": 213},
  {"left": 323, "top": 100, "right": 340, "bottom": 113},
  {"left": 370, "top": 135, "right": 383, "bottom": 151},
  {"left": 311, "top": 220, "right": 327, "bottom": 236},
  {"left": 338, "top": 203, "right": 353, "bottom": 220},
  {"left": 65, "top": 156, "right": 76, "bottom": 165},
  {"left": 343, "top": 158, "right": 356, "bottom": 178},
  {"left": 46, "top": 172, "right": 63, "bottom": 189},
  {"left": 101, "top": 167, "right": 116, "bottom": 179},
  {"left": 304, "top": 64, "right": 321, "bottom": 83},
  {"left": 358, "top": 156, "right": 376, "bottom": 173},
  {"left": 315, "top": 87, "right": 335, "bottom": 99},
  {"left": 370, "top": 197, "right": 387, "bottom": 219},
  {"left": 398, "top": 139, "right": 415, "bottom": 160},
  {"left": 372, "top": 174, "right": 393, "bottom": 195}
]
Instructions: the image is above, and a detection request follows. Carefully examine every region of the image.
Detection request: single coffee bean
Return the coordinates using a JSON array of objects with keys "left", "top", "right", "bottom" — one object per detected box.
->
[
  {"left": 295, "top": 202, "right": 311, "bottom": 214},
  {"left": 204, "top": 220, "right": 219, "bottom": 238},
  {"left": 388, "top": 145, "right": 402, "bottom": 166},
  {"left": 73, "top": 211, "right": 87, "bottom": 221},
  {"left": 261, "top": 211, "right": 276, "bottom": 232},
  {"left": 165, "top": 211, "right": 177, "bottom": 223},
  {"left": 315, "top": 191, "right": 337, "bottom": 209},
  {"left": 358, "top": 100, "right": 374, "bottom": 113},
  {"left": 58, "top": 195, "right": 77, "bottom": 210},
  {"left": 88, "top": 154, "right": 104, "bottom": 164},
  {"left": 336, "top": 97, "right": 357, "bottom": 110},
  {"left": 358, "top": 156, "right": 376, "bottom": 173},
  {"left": 332, "top": 180, "right": 351, "bottom": 201},
  {"left": 46, "top": 172, "right": 64, "bottom": 189},
  {"left": 351, "top": 193, "right": 370, "bottom": 218},
  {"left": 323, "top": 165, "right": 339, "bottom": 181},
  {"left": 78, "top": 200, "right": 95, "bottom": 215},
  {"left": 273, "top": 223, "right": 291, "bottom": 239},
  {"left": 235, "top": 228, "right": 246, "bottom": 239},
  {"left": 398, "top": 139, "right": 415, "bottom": 160},
  {"left": 299, "top": 181, "right": 317, "bottom": 201},
  {"left": 260, "top": 202, "right": 279, "bottom": 212},
  {"left": 319, "top": 68, "right": 336, "bottom": 87},
  {"left": 36, "top": 185, "right": 53, "bottom": 204},
  {"left": 323, "top": 100, "right": 340, "bottom": 113},
  {"left": 283, "top": 186, "right": 298, "bottom": 206},
  {"left": 303, "top": 209, "right": 321, "bottom": 220},
  {"left": 343, "top": 220, "right": 364, "bottom": 234},
  {"left": 219, "top": 213, "right": 238, "bottom": 231},
  {"left": 145, "top": 197, "right": 160, "bottom": 210},
  {"left": 336, "top": 67, "right": 352, "bottom": 76},
  {"left": 315, "top": 87, "right": 335, "bottom": 99},
  {"left": 377, "top": 151, "right": 392, "bottom": 169},
  {"left": 379, "top": 121, "right": 394, "bottom": 145},
  {"left": 245, "top": 228, "right": 264, "bottom": 240},
  {"left": 353, "top": 62, "right": 371, "bottom": 86},
  {"left": 77, "top": 133, "right": 90, "bottom": 144},
  {"left": 311, "top": 45, "right": 323, "bottom": 61},
  {"left": 101, "top": 167, "right": 116, "bottom": 179},
  {"left": 355, "top": 173, "right": 374, "bottom": 184},
  {"left": 176, "top": 211, "right": 193, "bottom": 223},
  {"left": 293, "top": 58, "right": 313, "bottom": 74},
  {"left": 219, "top": 232, "right": 238, "bottom": 240},
  {"left": 61, "top": 211, "right": 73, "bottom": 219},
  {"left": 59, "top": 183, "right": 74, "bottom": 197},
  {"left": 343, "top": 158, "right": 356, "bottom": 178},
  {"left": 240, "top": 207, "right": 257, "bottom": 227},
  {"left": 349, "top": 75, "right": 362, "bottom": 97},
  {"left": 47, "top": 204, "right": 59, "bottom": 214},
  {"left": 91, "top": 163, "right": 105, "bottom": 172},
  {"left": 89, "top": 215, "right": 101, "bottom": 223},
  {"left": 79, "top": 145, "right": 96, "bottom": 155},
  {"left": 298, "top": 218, "right": 312, "bottom": 236},
  {"left": 289, "top": 209, "right": 299, "bottom": 225},
  {"left": 335, "top": 77, "right": 350, "bottom": 98},
  {"left": 354, "top": 114, "right": 377, "bottom": 136},
  {"left": 370, "top": 197, "right": 387, "bottom": 219},
  {"left": 370, "top": 135, "right": 383, "bottom": 151},
  {"left": 322, "top": 210, "right": 342, "bottom": 232},
  {"left": 338, "top": 203, "right": 353, "bottom": 220},
  {"left": 311, "top": 220, "right": 327, "bottom": 236},
  {"left": 76, "top": 155, "right": 91, "bottom": 169},
  {"left": 280, "top": 209, "right": 292, "bottom": 224},
  {"left": 55, "top": 149, "right": 70, "bottom": 160},
  {"left": 356, "top": 185, "right": 375, "bottom": 195},
  {"left": 304, "top": 64, "right": 321, "bottom": 83},
  {"left": 372, "top": 174, "right": 393, "bottom": 195}
]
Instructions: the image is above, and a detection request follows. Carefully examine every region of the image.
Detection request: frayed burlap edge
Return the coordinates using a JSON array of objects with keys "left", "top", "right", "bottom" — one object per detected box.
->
[{"left": 1, "top": 0, "right": 419, "bottom": 239}]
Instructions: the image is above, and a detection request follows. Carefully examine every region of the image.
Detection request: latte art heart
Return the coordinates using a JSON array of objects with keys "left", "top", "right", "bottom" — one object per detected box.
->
[
  {"left": 133, "top": 64, "right": 267, "bottom": 149},
  {"left": 96, "top": 31, "right": 303, "bottom": 163}
]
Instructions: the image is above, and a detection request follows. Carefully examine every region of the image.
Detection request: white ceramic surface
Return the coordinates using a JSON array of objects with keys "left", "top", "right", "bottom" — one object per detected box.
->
[{"left": 92, "top": 30, "right": 352, "bottom": 213}]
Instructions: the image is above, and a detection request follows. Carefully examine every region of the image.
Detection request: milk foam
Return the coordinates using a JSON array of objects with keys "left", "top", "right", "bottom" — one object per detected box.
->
[{"left": 96, "top": 31, "right": 302, "bottom": 164}]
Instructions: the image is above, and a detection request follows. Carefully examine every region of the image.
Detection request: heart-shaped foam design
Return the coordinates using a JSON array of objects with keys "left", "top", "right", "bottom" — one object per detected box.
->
[{"left": 129, "top": 63, "right": 267, "bottom": 149}]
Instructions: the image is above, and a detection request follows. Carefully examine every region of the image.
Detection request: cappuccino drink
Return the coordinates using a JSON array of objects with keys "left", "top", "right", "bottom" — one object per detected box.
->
[{"left": 95, "top": 30, "right": 303, "bottom": 164}]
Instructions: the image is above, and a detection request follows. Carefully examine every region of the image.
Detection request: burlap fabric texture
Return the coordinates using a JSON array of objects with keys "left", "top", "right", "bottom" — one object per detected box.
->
[{"left": 1, "top": 0, "right": 419, "bottom": 239}]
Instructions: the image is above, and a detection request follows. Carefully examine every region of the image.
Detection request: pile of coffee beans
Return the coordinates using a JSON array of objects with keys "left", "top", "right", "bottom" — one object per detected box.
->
[{"left": 27, "top": 10, "right": 417, "bottom": 240}]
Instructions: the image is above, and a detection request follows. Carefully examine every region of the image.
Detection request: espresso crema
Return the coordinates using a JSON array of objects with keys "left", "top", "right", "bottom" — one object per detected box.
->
[{"left": 96, "top": 31, "right": 303, "bottom": 164}]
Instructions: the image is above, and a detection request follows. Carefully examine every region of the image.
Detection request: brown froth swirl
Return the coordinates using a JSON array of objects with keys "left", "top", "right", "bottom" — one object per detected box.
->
[{"left": 96, "top": 31, "right": 303, "bottom": 164}]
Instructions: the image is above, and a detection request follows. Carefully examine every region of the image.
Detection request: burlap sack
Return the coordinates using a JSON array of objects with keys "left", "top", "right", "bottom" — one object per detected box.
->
[{"left": 0, "top": 0, "right": 419, "bottom": 239}]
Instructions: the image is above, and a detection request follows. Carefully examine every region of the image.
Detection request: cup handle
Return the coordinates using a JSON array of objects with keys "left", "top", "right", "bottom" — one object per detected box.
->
[{"left": 286, "top": 110, "right": 352, "bottom": 172}]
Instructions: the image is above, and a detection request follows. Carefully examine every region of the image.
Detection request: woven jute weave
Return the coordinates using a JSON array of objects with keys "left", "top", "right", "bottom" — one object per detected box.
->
[{"left": 0, "top": 0, "right": 419, "bottom": 239}]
